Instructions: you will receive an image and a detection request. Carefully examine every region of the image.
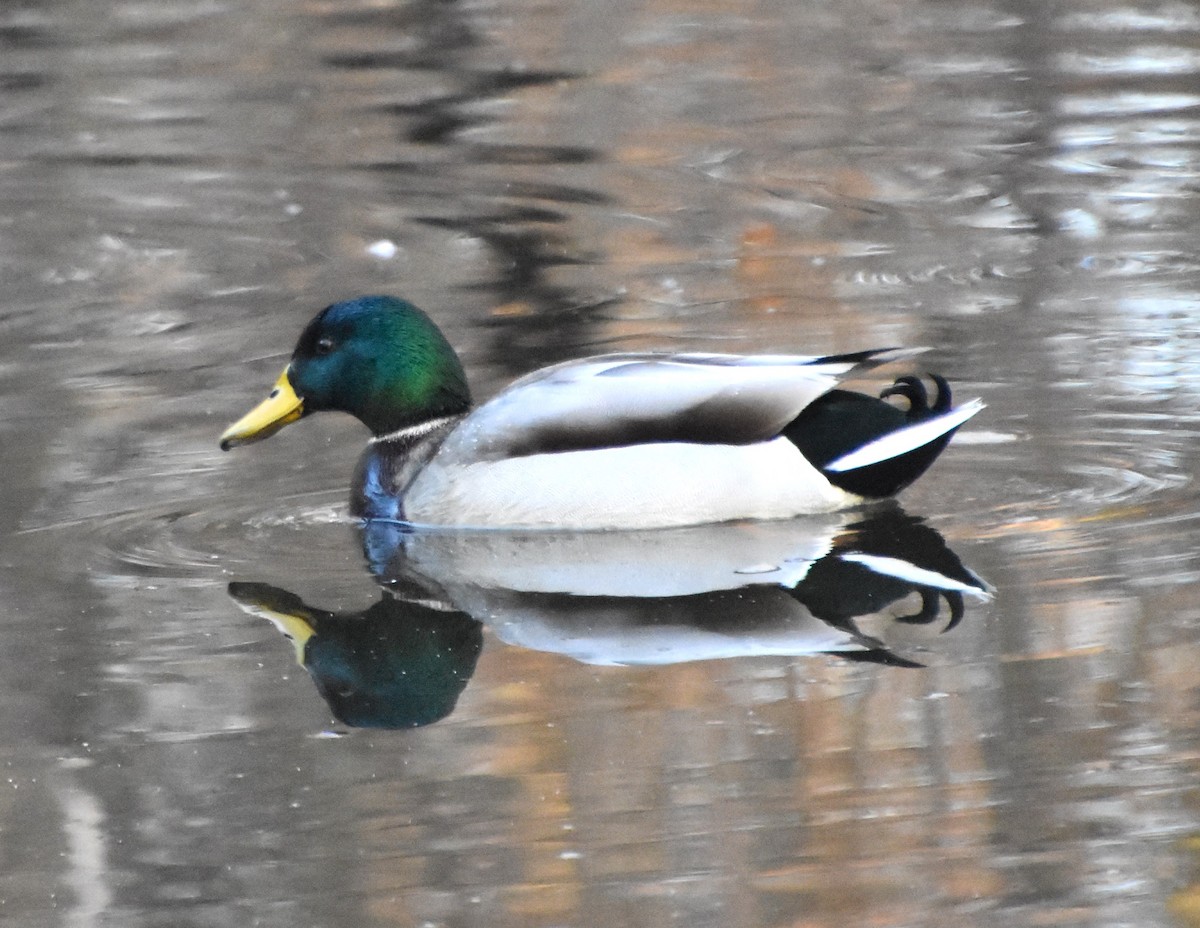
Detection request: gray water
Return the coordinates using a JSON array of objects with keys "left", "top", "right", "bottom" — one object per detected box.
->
[{"left": 5, "top": 0, "right": 1200, "bottom": 926}]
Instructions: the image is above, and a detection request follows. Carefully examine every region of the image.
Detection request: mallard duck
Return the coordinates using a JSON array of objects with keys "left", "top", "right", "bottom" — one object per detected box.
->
[{"left": 220, "top": 295, "right": 983, "bottom": 529}]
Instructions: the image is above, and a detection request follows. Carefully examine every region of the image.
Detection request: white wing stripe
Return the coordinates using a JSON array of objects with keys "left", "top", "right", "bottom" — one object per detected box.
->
[
  {"left": 825, "top": 399, "right": 985, "bottom": 472},
  {"left": 838, "top": 553, "right": 992, "bottom": 597}
]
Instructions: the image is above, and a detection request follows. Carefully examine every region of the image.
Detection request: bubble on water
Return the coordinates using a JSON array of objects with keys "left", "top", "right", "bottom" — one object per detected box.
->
[{"left": 367, "top": 239, "right": 399, "bottom": 259}]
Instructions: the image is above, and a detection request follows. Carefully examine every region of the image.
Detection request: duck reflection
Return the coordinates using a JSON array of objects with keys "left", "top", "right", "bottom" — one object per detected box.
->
[
  {"left": 230, "top": 508, "right": 989, "bottom": 728},
  {"left": 229, "top": 583, "right": 483, "bottom": 729}
]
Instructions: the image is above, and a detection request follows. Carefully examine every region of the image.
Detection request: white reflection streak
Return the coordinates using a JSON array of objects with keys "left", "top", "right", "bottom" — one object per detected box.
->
[
  {"left": 1056, "top": 47, "right": 1200, "bottom": 76},
  {"left": 56, "top": 774, "right": 111, "bottom": 927}
]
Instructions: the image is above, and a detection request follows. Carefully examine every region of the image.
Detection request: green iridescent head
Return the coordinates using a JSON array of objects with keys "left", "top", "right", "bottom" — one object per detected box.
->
[{"left": 221, "top": 295, "right": 472, "bottom": 448}]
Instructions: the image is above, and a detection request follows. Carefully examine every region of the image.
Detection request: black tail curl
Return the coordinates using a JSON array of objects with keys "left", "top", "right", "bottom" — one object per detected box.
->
[
  {"left": 784, "top": 373, "right": 963, "bottom": 498},
  {"left": 880, "top": 374, "right": 952, "bottom": 417}
]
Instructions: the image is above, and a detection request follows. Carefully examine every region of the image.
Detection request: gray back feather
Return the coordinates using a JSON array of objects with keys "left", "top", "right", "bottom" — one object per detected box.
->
[{"left": 436, "top": 352, "right": 882, "bottom": 462}]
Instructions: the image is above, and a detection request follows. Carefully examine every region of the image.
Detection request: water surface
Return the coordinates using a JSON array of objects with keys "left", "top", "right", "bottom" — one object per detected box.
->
[{"left": 4, "top": 1, "right": 1200, "bottom": 926}]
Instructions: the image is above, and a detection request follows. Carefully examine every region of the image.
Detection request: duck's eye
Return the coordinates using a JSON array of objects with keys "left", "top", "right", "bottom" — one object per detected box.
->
[{"left": 315, "top": 336, "right": 335, "bottom": 355}]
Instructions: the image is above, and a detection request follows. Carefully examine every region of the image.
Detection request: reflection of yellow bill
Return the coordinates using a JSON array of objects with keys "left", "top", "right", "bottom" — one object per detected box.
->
[
  {"left": 227, "top": 584, "right": 316, "bottom": 667},
  {"left": 219, "top": 368, "right": 303, "bottom": 450},
  {"left": 257, "top": 608, "right": 316, "bottom": 667}
]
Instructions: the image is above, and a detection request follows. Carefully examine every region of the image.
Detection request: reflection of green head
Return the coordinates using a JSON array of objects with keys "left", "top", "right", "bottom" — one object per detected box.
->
[
  {"left": 289, "top": 295, "right": 471, "bottom": 436},
  {"left": 304, "top": 596, "right": 483, "bottom": 729},
  {"left": 230, "top": 582, "right": 483, "bottom": 729}
]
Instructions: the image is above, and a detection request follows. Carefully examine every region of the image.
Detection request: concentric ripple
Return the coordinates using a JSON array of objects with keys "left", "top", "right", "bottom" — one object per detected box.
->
[{"left": 23, "top": 489, "right": 362, "bottom": 583}]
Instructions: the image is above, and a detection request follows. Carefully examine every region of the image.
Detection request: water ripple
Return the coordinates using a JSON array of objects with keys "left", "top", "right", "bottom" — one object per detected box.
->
[
  {"left": 1061, "top": 460, "right": 1188, "bottom": 508},
  {"left": 25, "top": 491, "right": 357, "bottom": 582}
]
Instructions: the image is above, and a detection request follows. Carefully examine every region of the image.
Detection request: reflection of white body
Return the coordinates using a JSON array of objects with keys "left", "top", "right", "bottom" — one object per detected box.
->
[
  {"left": 484, "top": 594, "right": 876, "bottom": 667},
  {"left": 393, "top": 515, "right": 849, "bottom": 598},
  {"left": 380, "top": 515, "right": 990, "bottom": 667}
]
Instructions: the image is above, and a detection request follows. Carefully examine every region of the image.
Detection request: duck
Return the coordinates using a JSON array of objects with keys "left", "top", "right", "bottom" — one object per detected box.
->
[{"left": 219, "top": 295, "right": 983, "bottom": 529}]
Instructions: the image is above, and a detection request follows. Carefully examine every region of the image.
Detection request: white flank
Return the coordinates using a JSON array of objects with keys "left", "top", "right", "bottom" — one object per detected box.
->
[
  {"left": 839, "top": 553, "right": 992, "bottom": 597},
  {"left": 825, "top": 398, "right": 985, "bottom": 473},
  {"left": 405, "top": 437, "right": 859, "bottom": 529}
]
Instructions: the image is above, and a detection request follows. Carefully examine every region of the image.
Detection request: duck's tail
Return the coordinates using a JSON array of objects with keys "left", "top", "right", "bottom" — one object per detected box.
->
[{"left": 784, "top": 374, "right": 984, "bottom": 498}]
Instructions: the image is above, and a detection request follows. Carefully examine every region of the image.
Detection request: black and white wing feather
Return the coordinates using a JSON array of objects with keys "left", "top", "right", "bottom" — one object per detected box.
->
[{"left": 436, "top": 349, "right": 920, "bottom": 463}]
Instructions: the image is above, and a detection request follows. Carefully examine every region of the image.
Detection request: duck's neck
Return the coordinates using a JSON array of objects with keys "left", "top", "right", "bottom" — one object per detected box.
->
[{"left": 350, "top": 415, "right": 464, "bottom": 520}]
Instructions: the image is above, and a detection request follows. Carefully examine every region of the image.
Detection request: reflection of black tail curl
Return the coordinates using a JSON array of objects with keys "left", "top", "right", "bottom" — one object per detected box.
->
[
  {"left": 796, "top": 510, "right": 986, "bottom": 635},
  {"left": 895, "top": 588, "right": 965, "bottom": 631}
]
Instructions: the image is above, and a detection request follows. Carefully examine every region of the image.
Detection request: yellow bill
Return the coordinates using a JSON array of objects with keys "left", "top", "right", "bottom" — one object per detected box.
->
[{"left": 219, "top": 368, "right": 304, "bottom": 450}]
